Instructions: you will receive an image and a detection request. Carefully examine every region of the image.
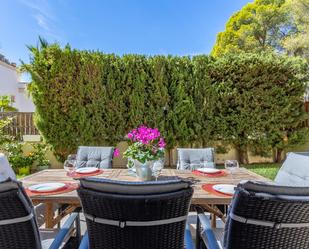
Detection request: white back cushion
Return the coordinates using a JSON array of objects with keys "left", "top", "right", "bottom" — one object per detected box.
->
[
  {"left": 275, "top": 152, "right": 309, "bottom": 186},
  {"left": 177, "top": 148, "right": 215, "bottom": 170},
  {"left": 0, "top": 153, "right": 16, "bottom": 181}
]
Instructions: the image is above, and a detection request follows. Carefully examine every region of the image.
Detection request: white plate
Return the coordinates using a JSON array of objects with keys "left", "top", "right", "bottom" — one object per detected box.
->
[
  {"left": 28, "top": 182, "right": 66, "bottom": 193},
  {"left": 75, "top": 167, "right": 99, "bottom": 174},
  {"left": 212, "top": 184, "right": 236, "bottom": 195},
  {"left": 197, "top": 168, "right": 221, "bottom": 174}
]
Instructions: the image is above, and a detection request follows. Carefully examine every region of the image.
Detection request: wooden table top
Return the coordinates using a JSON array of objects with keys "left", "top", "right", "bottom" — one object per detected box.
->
[{"left": 21, "top": 168, "right": 268, "bottom": 205}]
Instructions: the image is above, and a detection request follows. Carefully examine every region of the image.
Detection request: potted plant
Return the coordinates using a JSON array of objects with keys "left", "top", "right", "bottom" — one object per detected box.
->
[
  {"left": 123, "top": 125, "right": 166, "bottom": 181},
  {"left": 4, "top": 142, "right": 34, "bottom": 175},
  {"left": 33, "top": 143, "right": 50, "bottom": 171}
]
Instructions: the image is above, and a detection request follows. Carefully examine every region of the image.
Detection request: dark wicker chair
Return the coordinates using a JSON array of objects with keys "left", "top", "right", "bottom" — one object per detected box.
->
[
  {"left": 197, "top": 180, "right": 309, "bottom": 249},
  {"left": 77, "top": 178, "right": 195, "bottom": 249},
  {"left": 0, "top": 178, "right": 81, "bottom": 249}
]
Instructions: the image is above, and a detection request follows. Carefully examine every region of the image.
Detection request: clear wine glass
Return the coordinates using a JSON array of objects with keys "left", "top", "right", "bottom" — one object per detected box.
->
[
  {"left": 152, "top": 159, "right": 164, "bottom": 181},
  {"left": 64, "top": 159, "right": 76, "bottom": 173},
  {"left": 200, "top": 158, "right": 206, "bottom": 168},
  {"left": 67, "top": 154, "right": 76, "bottom": 160},
  {"left": 190, "top": 162, "right": 201, "bottom": 171},
  {"left": 224, "top": 160, "right": 239, "bottom": 179}
]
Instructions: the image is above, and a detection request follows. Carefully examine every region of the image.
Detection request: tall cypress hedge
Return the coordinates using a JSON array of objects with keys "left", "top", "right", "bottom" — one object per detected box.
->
[
  {"left": 23, "top": 41, "right": 308, "bottom": 163},
  {"left": 208, "top": 53, "right": 309, "bottom": 163}
]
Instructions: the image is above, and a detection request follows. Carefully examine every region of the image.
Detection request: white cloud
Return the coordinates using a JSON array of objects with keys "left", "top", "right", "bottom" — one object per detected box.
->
[
  {"left": 19, "top": 0, "right": 59, "bottom": 38},
  {"left": 34, "top": 13, "right": 50, "bottom": 31}
]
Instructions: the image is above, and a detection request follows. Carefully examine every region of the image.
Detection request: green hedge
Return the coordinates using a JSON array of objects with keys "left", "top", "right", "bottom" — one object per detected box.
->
[{"left": 23, "top": 41, "right": 308, "bottom": 163}]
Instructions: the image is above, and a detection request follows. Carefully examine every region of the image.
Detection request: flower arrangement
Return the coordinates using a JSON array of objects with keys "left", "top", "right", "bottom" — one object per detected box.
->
[{"left": 123, "top": 125, "right": 165, "bottom": 165}]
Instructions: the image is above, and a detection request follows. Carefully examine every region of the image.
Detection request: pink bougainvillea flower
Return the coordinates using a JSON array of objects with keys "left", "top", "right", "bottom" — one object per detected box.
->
[
  {"left": 158, "top": 138, "right": 166, "bottom": 148},
  {"left": 124, "top": 125, "right": 166, "bottom": 163},
  {"left": 113, "top": 148, "right": 120, "bottom": 157}
]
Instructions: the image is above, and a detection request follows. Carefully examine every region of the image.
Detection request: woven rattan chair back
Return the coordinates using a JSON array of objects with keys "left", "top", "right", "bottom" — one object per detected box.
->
[
  {"left": 224, "top": 181, "right": 309, "bottom": 249},
  {"left": 0, "top": 179, "right": 41, "bottom": 249},
  {"left": 78, "top": 178, "right": 193, "bottom": 249}
]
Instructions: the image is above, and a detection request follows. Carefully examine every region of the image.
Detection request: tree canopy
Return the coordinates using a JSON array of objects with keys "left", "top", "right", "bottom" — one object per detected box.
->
[
  {"left": 283, "top": 0, "right": 309, "bottom": 58},
  {"left": 211, "top": 0, "right": 309, "bottom": 59}
]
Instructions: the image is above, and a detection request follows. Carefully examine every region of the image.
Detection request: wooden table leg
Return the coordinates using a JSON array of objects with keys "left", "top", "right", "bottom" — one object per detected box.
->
[
  {"left": 211, "top": 205, "right": 217, "bottom": 228},
  {"left": 45, "top": 203, "right": 54, "bottom": 229},
  {"left": 199, "top": 204, "right": 226, "bottom": 226}
]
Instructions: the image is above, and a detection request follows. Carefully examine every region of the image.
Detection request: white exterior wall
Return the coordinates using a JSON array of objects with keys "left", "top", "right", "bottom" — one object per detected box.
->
[{"left": 0, "top": 61, "right": 35, "bottom": 112}]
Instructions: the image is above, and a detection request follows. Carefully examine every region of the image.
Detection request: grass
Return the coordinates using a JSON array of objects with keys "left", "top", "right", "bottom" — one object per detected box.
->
[
  {"left": 242, "top": 163, "right": 280, "bottom": 180},
  {"left": 218, "top": 163, "right": 281, "bottom": 180},
  {"left": 16, "top": 174, "right": 28, "bottom": 179}
]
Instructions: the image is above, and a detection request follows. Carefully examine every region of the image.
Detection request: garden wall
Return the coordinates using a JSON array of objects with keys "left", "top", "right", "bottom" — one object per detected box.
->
[
  {"left": 22, "top": 135, "right": 309, "bottom": 169},
  {"left": 21, "top": 139, "right": 274, "bottom": 170}
]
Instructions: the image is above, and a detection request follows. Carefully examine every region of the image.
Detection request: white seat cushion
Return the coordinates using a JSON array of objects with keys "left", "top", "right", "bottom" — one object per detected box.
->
[
  {"left": 0, "top": 153, "right": 16, "bottom": 181},
  {"left": 177, "top": 148, "right": 215, "bottom": 170},
  {"left": 275, "top": 152, "right": 309, "bottom": 186}
]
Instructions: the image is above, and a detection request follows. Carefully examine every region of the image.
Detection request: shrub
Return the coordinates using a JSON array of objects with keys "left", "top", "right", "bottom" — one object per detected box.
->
[
  {"left": 4, "top": 142, "right": 34, "bottom": 172},
  {"left": 207, "top": 53, "right": 308, "bottom": 163},
  {"left": 22, "top": 40, "right": 308, "bottom": 163}
]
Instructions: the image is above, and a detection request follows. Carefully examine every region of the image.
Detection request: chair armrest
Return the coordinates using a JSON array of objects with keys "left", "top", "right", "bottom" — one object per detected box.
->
[
  {"left": 78, "top": 232, "right": 89, "bottom": 249},
  {"left": 198, "top": 213, "right": 221, "bottom": 249},
  {"left": 185, "top": 223, "right": 195, "bottom": 249},
  {"left": 48, "top": 213, "right": 80, "bottom": 249}
]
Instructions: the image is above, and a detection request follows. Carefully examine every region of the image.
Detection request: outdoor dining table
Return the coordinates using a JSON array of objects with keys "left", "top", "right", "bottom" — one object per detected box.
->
[{"left": 21, "top": 168, "right": 268, "bottom": 229}]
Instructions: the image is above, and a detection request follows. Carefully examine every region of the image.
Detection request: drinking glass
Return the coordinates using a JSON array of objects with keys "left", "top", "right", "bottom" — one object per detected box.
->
[
  {"left": 190, "top": 163, "right": 201, "bottom": 171},
  {"left": 152, "top": 159, "right": 164, "bottom": 181},
  {"left": 224, "top": 160, "right": 239, "bottom": 179},
  {"left": 200, "top": 158, "right": 207, "bottom": 168},
  {"left": 63, "top": 159, "right": 76, "bottom": 173},
  {"left": 67, "top": 154, "right": 76, "bottom": 160}
]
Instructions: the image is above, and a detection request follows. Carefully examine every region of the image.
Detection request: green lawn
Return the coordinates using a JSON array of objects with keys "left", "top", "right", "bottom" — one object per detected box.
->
[
  {"left": 242, "top": 163, "right": 280, "bottom": 180},
  {"left": 17, "top": 174, "right": 28, "bottom": 179},
  {"left": 218, "top": 163, "right": 281, "bottom": 180}
]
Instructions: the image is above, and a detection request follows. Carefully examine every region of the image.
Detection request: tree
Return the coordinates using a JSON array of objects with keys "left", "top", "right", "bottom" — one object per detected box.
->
[
  {"left": 208, "top": 53, "right": 308, "bottom": 163},
  {"left": 23, "top": 39, "right": 307, "bottom": 164},
  {"left": 282, "top": 0, "right": 309, "bottom": 58},
  {"left": 0, "top": 117, "right": 12, "bottom": 149},
  {"left": 211, "top": 0, "right": 294, "bottom": 57},
  {"left": 0, "top": 95, "right": 17, "bottom": 112}
]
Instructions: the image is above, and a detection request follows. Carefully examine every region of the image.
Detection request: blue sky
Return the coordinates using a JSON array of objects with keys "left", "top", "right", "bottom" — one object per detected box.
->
[{"left": 1, "top": 0, "right": 251, "bottom": 65}]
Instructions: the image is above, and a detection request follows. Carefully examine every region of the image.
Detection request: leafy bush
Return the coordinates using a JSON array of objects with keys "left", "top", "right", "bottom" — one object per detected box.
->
[
  {"left": 4, "top": 142, "right": 34, "bottom": 172},
  {"left": 32, "top": 143, "right": 50, "bottom": 167},
  {"left": 0, "top": 95, "right": 18, "bottom": 112},
  {"left": 208, "top": 53, "right": 308, "bottom": 163},
  {"left": 0, "top": 117, "right": 13, "bottom": 149},
  {"left": 22, "top": 40, "right": 308, "bottom": 163}
]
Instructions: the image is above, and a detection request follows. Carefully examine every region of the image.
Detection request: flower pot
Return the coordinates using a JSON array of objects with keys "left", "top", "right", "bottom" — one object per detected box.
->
[
  {"left": 134, "top": 160, "right": 155, "bottom": 181},
  {"left": 18, "top": 166, "right": 31, "bottom": 175}
]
